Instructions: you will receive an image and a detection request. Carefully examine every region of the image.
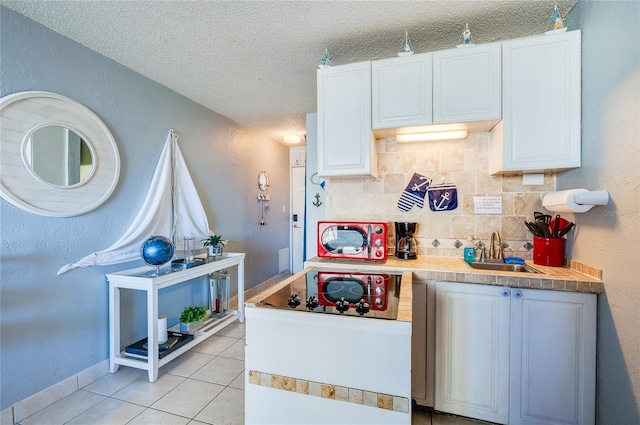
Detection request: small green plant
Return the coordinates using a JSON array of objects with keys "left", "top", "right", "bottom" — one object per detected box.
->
[
  {"left": 202, "top": 234, "right": 227, "bottom": 247},
  {"left": 179, "top": 306, "right": 207, "bottom": 323}
]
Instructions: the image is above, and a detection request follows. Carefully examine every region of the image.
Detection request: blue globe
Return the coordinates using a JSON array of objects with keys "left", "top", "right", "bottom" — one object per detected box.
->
[{"left": 141, "top": 236, "right": 174, "bottom": 267}]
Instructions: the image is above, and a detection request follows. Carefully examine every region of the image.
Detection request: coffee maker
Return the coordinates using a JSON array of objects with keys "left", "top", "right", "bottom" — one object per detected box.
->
[{"left": 395, "top": 222, "right": 418, "bottom": 260}]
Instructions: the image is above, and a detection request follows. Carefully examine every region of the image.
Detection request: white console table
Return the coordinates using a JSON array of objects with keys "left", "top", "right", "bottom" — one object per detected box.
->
[{"left": 106, "top": 252, "right": 245, "bottom": 382}]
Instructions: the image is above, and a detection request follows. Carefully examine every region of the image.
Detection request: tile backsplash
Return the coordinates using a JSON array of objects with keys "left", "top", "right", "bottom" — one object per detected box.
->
[{"left": 323, "top": 133, "right": 555, "bottom": 260}]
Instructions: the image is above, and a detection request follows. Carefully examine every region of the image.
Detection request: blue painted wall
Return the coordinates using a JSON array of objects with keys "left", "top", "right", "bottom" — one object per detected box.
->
[{"left": 0, "top": 6, "right": 290, "bottom": 408}]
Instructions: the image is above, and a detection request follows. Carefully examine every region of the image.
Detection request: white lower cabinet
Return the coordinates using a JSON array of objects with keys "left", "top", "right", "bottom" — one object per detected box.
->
[
  {"left": 435, "top": 281, "right": 511, "bottom": 423},
  {"left": 435, "top": 281, "right": 596, "bottom": 425},
  {"left": 509, "top": 288, "right": 596, "bottom": 425}
]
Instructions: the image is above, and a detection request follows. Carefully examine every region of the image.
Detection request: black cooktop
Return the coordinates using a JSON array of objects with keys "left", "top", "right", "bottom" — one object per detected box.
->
[{"left": 256, "top": 269, "right": 401, "bottom": 320}]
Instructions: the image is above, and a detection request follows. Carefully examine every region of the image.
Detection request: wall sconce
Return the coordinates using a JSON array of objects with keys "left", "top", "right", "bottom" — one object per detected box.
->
[
  {"left": 283, "top": 133, "right": 302, "bottom": 144},
  {"left": 396, "top": 130, "right": 468, "bottom": 143}
]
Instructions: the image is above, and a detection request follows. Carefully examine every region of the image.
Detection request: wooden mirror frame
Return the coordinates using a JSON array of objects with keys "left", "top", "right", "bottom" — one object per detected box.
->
[{"left": 0, "top": 91, "right": 120, "bottom": 217}]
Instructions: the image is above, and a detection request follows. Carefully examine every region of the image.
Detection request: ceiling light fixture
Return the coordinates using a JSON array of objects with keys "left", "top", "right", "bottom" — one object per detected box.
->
[
  {"left": 283, "top": 133, "right": 302, "bottom": 144},
  {"left": 396, "top": 130, "right": 468, "bottom": 143}
]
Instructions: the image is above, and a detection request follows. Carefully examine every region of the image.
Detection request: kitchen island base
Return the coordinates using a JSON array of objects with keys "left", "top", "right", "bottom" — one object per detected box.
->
[{"left": 245, "top": 270, "right": 412, "bottom": 425}]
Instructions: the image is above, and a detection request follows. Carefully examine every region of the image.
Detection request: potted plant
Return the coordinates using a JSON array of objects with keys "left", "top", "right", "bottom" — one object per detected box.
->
[
  {"left": 179, "top": 305, "right": 207, "bottom": 333},
  {"left": 202, "top": 233, "right": 227, "bottom": 258}
]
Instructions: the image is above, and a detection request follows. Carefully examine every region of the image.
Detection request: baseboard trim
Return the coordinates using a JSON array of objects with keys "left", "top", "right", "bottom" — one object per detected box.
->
[{"left": 11, "top": 359, "right": 109, "bottom": 424}]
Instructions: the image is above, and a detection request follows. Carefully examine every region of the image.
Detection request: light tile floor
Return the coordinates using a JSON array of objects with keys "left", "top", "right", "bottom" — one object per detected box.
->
[{"left": 18, "top": 321, "right": 488, "bottom": 425}]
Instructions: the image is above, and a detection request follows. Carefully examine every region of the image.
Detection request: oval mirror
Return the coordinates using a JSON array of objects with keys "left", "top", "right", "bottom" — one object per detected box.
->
[
  {"left": 258, "top": 171, "right": 269, "bottom": 191},
  {"left": 0, "top": 91, "right": 120, "bottom": 217},
  {"left": 23, "top": 125, "right": 95, "bottom": 188}
]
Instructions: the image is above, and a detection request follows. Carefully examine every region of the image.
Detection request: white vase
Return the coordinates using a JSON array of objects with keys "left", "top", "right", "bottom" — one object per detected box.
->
[{"left": 158, "top": 316, "right": 168, "bottom": 343}]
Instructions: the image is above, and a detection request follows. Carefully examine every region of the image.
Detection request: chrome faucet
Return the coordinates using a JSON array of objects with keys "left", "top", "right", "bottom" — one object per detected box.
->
[{"left": 489, "top": 231, "right": 503, "bottom": 261}]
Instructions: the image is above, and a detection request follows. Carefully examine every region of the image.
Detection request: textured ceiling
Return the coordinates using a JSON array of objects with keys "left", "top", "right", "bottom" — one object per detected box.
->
[{"left": 1, "top": 0, "right": 578, "bottom": 145}]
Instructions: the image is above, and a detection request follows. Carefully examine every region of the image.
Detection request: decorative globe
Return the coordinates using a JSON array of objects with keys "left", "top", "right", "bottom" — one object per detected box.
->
[{"left": 141, "top": 236, "right": 174, "bottom": 267}]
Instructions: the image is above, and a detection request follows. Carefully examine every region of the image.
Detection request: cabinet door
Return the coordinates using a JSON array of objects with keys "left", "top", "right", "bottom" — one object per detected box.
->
[
  {"left": 435, "top": 281, "right": 510, "bottom": 424},
  {"left": 510, "top": 289, "right": 596, "bottom": 425},
  {"left": 433, "top": 43, "right": 501, "bottom": 123},
  {"left": 372, "top": 53, "right": 432, "bottom": 129},
  {"left": 317, "top": 61, "right": 376, "bottom": 177},
  {"left": 494, "top": 30, "right": 581, "bottom": 174}
]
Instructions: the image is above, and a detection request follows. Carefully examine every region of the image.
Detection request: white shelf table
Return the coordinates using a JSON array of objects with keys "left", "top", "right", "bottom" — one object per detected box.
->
[{"left": 106, "top": 252, "right": 245, "bottom": 382}]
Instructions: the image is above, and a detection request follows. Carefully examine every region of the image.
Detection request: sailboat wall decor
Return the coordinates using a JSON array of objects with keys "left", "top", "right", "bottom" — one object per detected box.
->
[{"left": 57, "top": 130, "right": 211, "bottom": 275}]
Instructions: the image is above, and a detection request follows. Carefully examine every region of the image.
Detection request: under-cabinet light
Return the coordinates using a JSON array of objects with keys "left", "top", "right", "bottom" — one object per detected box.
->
[{"left": 396, "top": 130, "right": 468, "bottom": 143}]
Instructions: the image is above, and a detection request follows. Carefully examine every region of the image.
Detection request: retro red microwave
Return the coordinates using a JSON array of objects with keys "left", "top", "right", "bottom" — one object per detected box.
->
[{"left": 317, "top": 221, "right": 388, "bottom": 261}]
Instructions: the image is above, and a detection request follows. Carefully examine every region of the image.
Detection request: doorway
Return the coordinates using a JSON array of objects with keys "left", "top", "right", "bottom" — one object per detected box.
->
[{"left": 290, "top": 165, "right": 305, "bottom": 273}]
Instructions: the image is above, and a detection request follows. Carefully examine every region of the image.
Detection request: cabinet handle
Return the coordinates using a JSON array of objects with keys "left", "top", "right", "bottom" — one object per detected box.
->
[
  {"left": 501, "top": 288, "right": 510, "bottom": 297},
  {"left": 513, "top": 290, "right": 523, "bottom": 299}
]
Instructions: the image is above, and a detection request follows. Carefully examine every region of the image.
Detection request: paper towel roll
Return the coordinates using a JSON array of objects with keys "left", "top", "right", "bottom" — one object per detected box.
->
[
  {"left": 542, "top": 189, "right": 609, "bottom": 213},
  {"left": 158, "top": 316, "right": 168, "bottom": 343}
]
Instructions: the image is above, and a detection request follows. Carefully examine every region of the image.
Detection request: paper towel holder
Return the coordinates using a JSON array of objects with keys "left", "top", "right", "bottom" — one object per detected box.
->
[{"left": 542, "top": 189, "right": 610, "bottom": 213}]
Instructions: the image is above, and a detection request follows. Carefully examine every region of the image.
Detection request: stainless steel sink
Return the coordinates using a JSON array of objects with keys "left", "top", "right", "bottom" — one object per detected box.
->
[{"left": 466, "top": 261, "right": 540, "bottom": 273}]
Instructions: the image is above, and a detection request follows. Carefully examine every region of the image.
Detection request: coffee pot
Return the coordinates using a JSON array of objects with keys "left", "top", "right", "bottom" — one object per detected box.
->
[{"left": 395, "top": 222, "right": 418, "bottom": 260}]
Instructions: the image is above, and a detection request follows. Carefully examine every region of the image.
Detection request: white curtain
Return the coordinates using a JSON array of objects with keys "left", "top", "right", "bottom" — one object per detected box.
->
[{"left": 57, "top": 131, "right": 211, "bottom": 275}]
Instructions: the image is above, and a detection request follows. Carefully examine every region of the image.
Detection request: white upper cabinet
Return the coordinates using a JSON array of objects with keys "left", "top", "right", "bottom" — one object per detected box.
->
[
  {"left": 317, "top": 61, "right": 377, "bottom": 178},
  {"left": 371, "top": 45, "right": 501, "bottom": 136},
  {"left": 433, "top": 43, "right": 502, "bottom": 123},
  {"left": 372, "top": 53, "right": 432, "bottom": 129},
  {"left": 317, "top": 31, "right": 582, "bottom": 178},
  {"left": 490, "top": 30, "right": 581, "bottom": 175}
]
